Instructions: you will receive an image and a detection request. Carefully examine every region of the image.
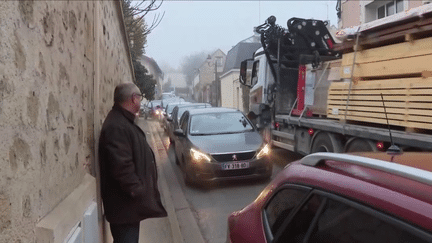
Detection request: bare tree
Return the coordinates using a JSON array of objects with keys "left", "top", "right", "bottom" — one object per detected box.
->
[
  {"left": 180, "top": 52, "right": 208, "bottom": 86},
  {"left": 122, "top": 0, "right": 164, "bottom": 36},
  {"left": 122, "top": 0, "right": 163, "bottom": 99}
]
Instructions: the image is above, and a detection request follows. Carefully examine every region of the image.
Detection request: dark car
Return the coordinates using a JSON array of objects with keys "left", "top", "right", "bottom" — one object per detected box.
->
[
  {"left": 162, "top": 101, "right": 190, "bottom": 131},
  {"left": 146, "top": 100, "right": 163, "bottom": 120},
  {"left": 227, "top": 152, "right": 432, "bottom": 243},
  {"left": 173, "top": 107, "right": 272, "bottom": 186},
  {"left": 166, "top": 103, "right": 211, "bottom": 142}
]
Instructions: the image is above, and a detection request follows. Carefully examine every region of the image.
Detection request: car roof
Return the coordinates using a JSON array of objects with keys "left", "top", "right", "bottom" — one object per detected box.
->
[
  {"left": 187, "top": 107, "right": 240, "bottom": 115},
  {"left": 166, "top": 101, "right": 190, "bottom": 107},
  {"left": 175, "top": 103, "right": 212, "bottom": 109},
  {"left": 278, "top": 152, "right": 432, "bottom": 231}
]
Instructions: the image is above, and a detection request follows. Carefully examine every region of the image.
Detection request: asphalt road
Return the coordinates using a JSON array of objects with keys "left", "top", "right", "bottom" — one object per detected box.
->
[{"left": 147, "top": 118, "right": 304, "bottom": 243}]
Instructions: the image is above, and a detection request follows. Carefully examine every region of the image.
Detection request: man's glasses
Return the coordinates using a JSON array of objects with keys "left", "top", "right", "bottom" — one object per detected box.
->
[{"left": 133, "top": 93, "right": 145, "bottom": 101}]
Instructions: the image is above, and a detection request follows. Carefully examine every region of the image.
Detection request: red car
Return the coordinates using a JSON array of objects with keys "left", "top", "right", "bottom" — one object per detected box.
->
[{"left": 227, "top": 152, "right": 432, "bottom": 243}]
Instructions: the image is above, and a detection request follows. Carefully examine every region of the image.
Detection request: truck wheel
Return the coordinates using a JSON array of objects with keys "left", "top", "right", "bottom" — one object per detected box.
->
[
  {"left": 310, "top": 132, "right": 343, "bottom": 153},
  {"left": 345, "top": 138, "right": 377, "bottom": 152}
]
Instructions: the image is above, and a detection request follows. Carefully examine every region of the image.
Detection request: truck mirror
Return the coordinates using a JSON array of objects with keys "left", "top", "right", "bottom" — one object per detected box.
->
[
  {"left": 240, "top": 60, "right": 248, "bottom": 86},
  {"left": 240, "top": 59, "right": 254, "bottom": 87}
]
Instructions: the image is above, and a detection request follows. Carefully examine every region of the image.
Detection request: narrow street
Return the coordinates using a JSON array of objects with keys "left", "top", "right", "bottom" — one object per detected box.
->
[{"left": 139, "top": 118, "right": 303, "bottom": 243}]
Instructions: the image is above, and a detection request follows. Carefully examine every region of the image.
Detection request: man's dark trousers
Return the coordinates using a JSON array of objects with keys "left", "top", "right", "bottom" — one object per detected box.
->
[{"left": 109, "top": 222, "right": 140, "bottom": 243}]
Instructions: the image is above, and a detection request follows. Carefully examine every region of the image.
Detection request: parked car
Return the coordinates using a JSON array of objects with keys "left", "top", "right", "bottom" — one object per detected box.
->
[
  {"left": 161, "top": 97, "right": 185, "bottom": 112},
  {"left": 145, "top": 99, "right": 163, "bottom": 120},
  {"left": 162, "top": 101, "right": 190, "bottom": 131},
  {"left": 227, "top": 152, "right": 432, "bottom": 243},
  {"left": 173, "top": 107, "right": 272, "bottom": 186},
  {"left": 161, "top": 92, "right": 176, "bottom": 100},
  {"left": 140, "top": 101, "right": 147, "bottom": 117},
  {"left": 166, "top": 103, "right": 211, "bottom": 143}
]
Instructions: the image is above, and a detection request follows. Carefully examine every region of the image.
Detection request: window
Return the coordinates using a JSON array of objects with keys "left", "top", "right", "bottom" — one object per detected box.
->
[
  {"left": 378, "top": 6, "right": 385, "bottom": 19},
  {"left": 270, "top": 190, "right": 432, "bottom": 243},
  {"left": 274, "top": 194, "right": 324, "bottom": 243},
  {"left": 180, "top": 112, "right": 189, "bottom": 132},
  {"left": 251, "top": 61, "right": 260, "bottom": 86},
  {"left": 377, "top": 0, "right": 404, "bottom": 19},
  {"left": 264, "top": 186, "right": 311, "bottom": 236},
  {"left": 307, "top": 198, "right": 431, "bottom": 243}
]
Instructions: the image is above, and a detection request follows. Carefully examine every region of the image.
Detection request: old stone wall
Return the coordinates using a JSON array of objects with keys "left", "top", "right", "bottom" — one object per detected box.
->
[{"left": 0, "top": 1, "right": 134, "bottom": 242}]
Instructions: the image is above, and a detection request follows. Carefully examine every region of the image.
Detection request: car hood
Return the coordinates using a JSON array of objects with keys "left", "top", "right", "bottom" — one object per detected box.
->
[{"left": 189, "top": 131, "right": 263, "bottom": 154}]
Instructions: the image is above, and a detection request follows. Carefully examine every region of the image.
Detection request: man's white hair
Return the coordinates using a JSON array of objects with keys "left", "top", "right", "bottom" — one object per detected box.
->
[{"left": 114, "top": 83, "right": 140, "bottom": 104}]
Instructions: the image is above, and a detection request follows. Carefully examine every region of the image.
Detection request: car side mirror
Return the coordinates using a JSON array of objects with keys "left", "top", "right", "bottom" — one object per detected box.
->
[
  {"left": 173, "top": 129, "right": 185, "bottom": 137},
  {"left": 167, "top": 117, "right": 173, "bottom": 122}
]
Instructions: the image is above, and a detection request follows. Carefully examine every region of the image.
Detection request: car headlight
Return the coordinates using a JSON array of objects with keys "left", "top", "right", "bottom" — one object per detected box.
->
[
  {"left": 190, "top": 148, "right": 211, "bottom": 163},
  {"left": 155, "top": 110, "right": 160, "bottom": 115},
  {"left": 256, "top": 144, "right": 270, "bottom": 159}
]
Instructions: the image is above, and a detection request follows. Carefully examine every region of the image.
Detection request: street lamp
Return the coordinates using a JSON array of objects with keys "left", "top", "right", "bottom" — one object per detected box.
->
[{"left": 207, "top": 55, "right": 222, "bottom": 107}]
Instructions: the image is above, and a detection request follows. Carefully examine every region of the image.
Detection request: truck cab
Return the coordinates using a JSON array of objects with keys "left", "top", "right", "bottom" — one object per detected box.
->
[{"left": 242, "top": 48, "right": 274, "bottom": 128}]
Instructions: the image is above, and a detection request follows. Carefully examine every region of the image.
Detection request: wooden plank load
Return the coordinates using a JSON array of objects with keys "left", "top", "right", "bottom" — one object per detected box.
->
[
  {"left": 327, "top": 77, "right": 432, "bottom": 130},
  {"left": 327, "top": 4, "right": 432, "bottom": 130}
]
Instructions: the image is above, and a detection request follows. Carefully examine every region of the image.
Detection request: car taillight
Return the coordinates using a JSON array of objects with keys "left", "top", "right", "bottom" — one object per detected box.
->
[
  {"left": 308, "top": 128, "right": 314, "bottom": 136},
  {"left": 376, "top": 141, "right": 385, "bottom": 151}
]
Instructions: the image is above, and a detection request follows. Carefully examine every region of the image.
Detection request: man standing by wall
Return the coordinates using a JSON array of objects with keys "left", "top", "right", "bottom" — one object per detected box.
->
[{"left": 99, "top": 83, "right": 167, "bottom": 242}]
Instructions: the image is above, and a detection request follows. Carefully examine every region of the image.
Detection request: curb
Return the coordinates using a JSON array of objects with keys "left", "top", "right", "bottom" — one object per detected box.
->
[{"left": 147, "top": 121, "right": 205, "bottom": 243}]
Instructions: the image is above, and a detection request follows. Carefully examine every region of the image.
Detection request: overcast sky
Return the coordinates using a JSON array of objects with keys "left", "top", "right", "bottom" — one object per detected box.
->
[{"left": 144, "top": 1, "right": 338, "bottom": 70}]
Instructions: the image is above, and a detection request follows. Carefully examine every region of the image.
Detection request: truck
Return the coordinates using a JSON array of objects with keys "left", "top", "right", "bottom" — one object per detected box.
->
[{"left": 240, "top": 5, "right": 432, "bottom": 155}]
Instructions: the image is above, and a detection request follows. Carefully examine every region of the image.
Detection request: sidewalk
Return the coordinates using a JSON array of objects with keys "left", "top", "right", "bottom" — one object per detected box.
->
[{"left": 138, "top": 119, "right": 205, "bottom": 243}]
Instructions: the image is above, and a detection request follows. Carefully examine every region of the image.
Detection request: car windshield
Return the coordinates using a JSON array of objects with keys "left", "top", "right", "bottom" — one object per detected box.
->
[
  {"left": 167, "top": 103, "right": 183, "bottom": 114},
  {"left": 189, "top": 112, "right": 254, "bottom": 135},
  {"left": 151, "top": 100, "right": 162, "bottom": 107},
  {"left": 177, "top": 105, "right": 209, "bottom": 122},
  {"left": 162, "top": 93, "right": 175, "bottom": 100}
]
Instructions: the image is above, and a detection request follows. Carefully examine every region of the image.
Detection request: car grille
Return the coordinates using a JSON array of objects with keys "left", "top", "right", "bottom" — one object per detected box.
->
[{"left": 211, "top": 151, "right": 256, "bottom": 162}]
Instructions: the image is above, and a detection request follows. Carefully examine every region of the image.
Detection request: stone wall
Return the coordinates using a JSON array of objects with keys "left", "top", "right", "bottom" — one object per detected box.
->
[{"left": 0, "top": 1, "right": 134, "bottom": 242}]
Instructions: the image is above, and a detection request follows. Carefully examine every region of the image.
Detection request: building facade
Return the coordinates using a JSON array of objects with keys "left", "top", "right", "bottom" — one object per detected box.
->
[
  {"left": 194, "top": 49, "right": 226, "bottom": 106},
  {"left": 220, "top": 35, "right": 261, "bottom": 113},
  {"left": 339, "top": 0, "right": 425, "bottom": 28},
  {"left": 139, "top": 55, "right": 164, "bottom": 99}
]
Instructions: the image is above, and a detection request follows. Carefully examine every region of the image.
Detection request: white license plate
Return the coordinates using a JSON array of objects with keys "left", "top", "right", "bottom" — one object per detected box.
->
[{"left": 221, "top": 162, "right": 250, "bottom": 170}]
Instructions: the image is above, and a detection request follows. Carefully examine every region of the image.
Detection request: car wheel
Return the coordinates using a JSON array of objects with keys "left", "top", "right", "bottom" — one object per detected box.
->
[
  {"left": 181, "top": 157, "right": 194, "bottom": 186},
  {"left": 174, "top": 148, "right": 180, "bottom": 165}
]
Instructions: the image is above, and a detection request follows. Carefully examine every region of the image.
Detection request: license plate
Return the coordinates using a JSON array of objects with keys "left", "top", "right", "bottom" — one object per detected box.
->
[{"left": 221, "top": 162, "right": 249, "bottom": 170}]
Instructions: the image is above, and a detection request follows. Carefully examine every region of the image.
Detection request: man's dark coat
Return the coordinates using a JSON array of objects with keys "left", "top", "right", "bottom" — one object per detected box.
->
[{"left": 99, "top": 104, "right": 167, "bottom": 224}]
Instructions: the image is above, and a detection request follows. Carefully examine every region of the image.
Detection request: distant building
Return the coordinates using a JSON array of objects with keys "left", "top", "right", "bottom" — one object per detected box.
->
[
  {"left": 194, "top": 49, "right": 226, "bottom": 106},
  {"left": 220, "top": 34, "right": 261, "bottom": 112},
  {"left": 139, "top": 55, "right": 164, "bottom": 98}
]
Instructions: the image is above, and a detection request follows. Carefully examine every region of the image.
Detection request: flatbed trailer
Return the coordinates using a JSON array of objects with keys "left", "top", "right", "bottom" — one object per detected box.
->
[{"left": 272, "top": 114, "right": 432, "bottom": 155}]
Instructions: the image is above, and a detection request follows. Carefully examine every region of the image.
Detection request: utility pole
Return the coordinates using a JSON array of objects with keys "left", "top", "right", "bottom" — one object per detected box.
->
[{"left": 207, "top": 55, "right": 222, "bottom": 107}]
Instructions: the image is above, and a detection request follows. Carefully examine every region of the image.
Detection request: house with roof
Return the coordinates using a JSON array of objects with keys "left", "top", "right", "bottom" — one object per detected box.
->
[
  {"left": 338, "top": 0, "right": 426, "bottom": 29},
  {"left": 139, "top": 55, "right": 164, "bottom": 98},
  {"left": 219, "top": 34, "right": 261, "bottom": 112}
]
